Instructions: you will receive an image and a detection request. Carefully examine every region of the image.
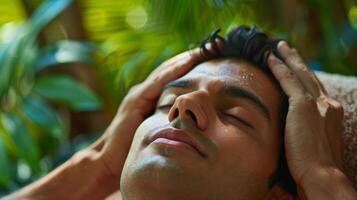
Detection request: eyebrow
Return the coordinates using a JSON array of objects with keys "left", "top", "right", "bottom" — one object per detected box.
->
[
  {"left": 223, "top": 84, "right": 271, "bottom": 121},
  {"left": 163, "top": 79, "right": 194, "bottom": 91},
  {"left": 163, "top": 79, "right": 271, "bottom": 122}
]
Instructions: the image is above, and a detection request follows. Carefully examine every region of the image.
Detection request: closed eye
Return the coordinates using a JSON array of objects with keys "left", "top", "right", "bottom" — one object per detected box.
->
[
  {"left": 223, "top": 113, "right": 253, "bottom": 128},
  {"left": 157, "top": 104, "right": 173, "bottom": 110}
]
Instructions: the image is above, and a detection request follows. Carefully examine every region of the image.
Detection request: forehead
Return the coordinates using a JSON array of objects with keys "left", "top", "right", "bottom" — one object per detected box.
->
[
  {"left": 192, "top": 59, "right": 253, "bottom": 79},
  {"left": 182, "top": 58, "right": 275, "bottom": 91}
]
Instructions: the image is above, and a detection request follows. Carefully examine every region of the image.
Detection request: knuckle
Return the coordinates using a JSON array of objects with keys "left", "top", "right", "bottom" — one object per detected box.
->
[
  {"left": 148, "top": 66, "right": 163, "bottom": 78},
  {"left": 168, "top": 66, "right": 180, "bottom": 76},
  {"left": 71, "top": 149, "right": 98, "bottom": 165},
  {"left": 127, "top": 84, "right": 140, "bottom": 94},
  {"left": 336, "top": 104, "right": 344, "bottom": 115},
  {"left": 303, "top": 96, "right": 316, "bottom": 108},
  {"left": 148, "top": 70, "right": 159, "bottom": 78},
  {"left": 285, "top": 50, "right": 296, "bottom": 61},
  {"left": 125, "top": 86, "right": 141, "bottom": 101},
  {"left": 146, "top": 74, "right": 162, "bottom": 87},
  {"left": 333, "top": 101, "right": 343, "bottom": 110},
  {"left": 283, "top": 69, "right": 295, "bottom": 80},
  {"left": 281, "top": 71, "right": 300, "bottom": 87},
  {"left": 122, "top": 93, "right": 135, "bottom": 104},
  {"left": 286, "top": 48, "right": 304, "bottom": 65},
  {"left": 297, "top": 63, "right": 309, "bottom": 72},
  {"left": 304, "top": 94, "right": 315, "bottom": 103},
  {"left": 152, "top": 74, "right": 162, "bottom": 83},
  {"left": 291, "top": 94, "right": 316, "bottom": 108},
  {"left": 329, "top": 99, "right": 344, "bottom": 116},
  {"left": 288, "top": 96, "right": 301, "bottom": 106},
  {"left": 331, "top": 98, "right": 342, "bottom": 108},
  {"left": 290, "top": 48, "right": 298, "bottom": 55}
]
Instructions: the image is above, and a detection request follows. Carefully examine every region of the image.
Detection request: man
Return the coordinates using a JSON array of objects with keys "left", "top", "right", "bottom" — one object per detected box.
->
[{"left": 6, "top": 26, "right": 357, "bottom": 200}]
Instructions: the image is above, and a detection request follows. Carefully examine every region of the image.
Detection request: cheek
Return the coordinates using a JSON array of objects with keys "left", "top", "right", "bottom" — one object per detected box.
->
[
  {"left": 132, "top": 113, "right": 169, "bottom": 147},
  {"left": 212, "top": 124, "right": 277, "bottom": 179},
  {"left": 124, "top": 113, "right": 169, "bottom": 161}
]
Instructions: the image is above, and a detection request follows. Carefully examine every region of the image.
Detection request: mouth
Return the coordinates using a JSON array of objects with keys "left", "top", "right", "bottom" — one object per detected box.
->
[{"left": 145, "top": 127, "right": 207, "bottom": 158}]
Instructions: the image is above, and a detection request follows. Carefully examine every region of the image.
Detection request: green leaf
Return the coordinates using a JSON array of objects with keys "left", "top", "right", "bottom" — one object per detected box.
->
[
  {"left": 0, "top": 0, "right": 74, "bottom": 99},
  {"left": 34, "top": 75, "right": 102, "bottom": 111},
  {"left": 0, "top": 0, "right": 95, "bottom": 101},
  {"left": 1, "top": 113, "right": 40, "bottom": 173},
  {"left": 28, "top": 0, "right": 74, "bottom": 38},
  {"left": 22, "top": 95, "right": 65, "bottom": 140},
  {"left": 35, "top": 41, "right": 97, "bottom": 72},
  {"left": 0, "top": 27, "right": 24, "bottom": 99},
  {"left": 0, "top": 137, "right": 11, "bottom": 187}
]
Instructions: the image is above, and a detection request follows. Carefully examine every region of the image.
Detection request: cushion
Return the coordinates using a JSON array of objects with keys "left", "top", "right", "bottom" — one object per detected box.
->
[{"left": 316, "top": 71, "right": 357, "bottom": 188}]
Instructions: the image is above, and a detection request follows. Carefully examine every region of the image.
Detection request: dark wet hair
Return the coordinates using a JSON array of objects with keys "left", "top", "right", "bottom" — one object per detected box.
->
[{"left": 198, "top": 26, "right": 297, "bottom": 196}]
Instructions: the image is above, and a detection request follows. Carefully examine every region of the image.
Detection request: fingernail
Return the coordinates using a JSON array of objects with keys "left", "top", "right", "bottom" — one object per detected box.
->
[
  {"left": 284, "top": 41, "right": 290, "bottom": 48},
  {"left": 278, "top": 41, "right": 290, "bottom": 51},
  {"left": 282, "top": 41, "right": 290, "bottom": 48}
]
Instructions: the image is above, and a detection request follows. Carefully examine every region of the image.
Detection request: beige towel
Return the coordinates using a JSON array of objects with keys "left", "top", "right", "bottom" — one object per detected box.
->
[{"left": 316, "top": 71, "right": 357, "bottom": 188}]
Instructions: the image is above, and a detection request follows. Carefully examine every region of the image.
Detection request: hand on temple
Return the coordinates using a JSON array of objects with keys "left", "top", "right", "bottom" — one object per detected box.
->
[
  {"left": 5, "top": 49, "right": 204, "bottom": 200},
  {"left": 268, "top": 41, "right": 357, "bottom": 200},
  {"left": 92, "top": 48, "right": 205, "bottom": 184}
]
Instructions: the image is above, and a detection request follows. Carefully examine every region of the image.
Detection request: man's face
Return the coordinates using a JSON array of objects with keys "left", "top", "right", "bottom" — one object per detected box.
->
[{"left": 121, "top": 58, "right": 282, "bottom": 200}]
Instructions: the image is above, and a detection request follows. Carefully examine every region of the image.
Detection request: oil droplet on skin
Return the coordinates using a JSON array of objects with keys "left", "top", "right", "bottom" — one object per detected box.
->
[
  {"left": 215, "top": 63, "right": 254, "bottom": 86},
  {"left": 236, "top": 69, "right": 254, "bottom": 86}
]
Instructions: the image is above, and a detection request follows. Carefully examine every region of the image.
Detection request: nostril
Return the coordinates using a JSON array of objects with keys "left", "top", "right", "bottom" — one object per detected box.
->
[
  {"left": 172, "top": 108, "right": 179, "bottom": 119},
  {"left": 186, "top": 110, "right": 197, "bottom": 124}
]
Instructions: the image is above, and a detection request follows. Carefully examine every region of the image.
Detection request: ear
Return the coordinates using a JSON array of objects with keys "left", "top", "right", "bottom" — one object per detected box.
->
[{"left": 264, "top": 185, "right": 294, "bottom": 200}]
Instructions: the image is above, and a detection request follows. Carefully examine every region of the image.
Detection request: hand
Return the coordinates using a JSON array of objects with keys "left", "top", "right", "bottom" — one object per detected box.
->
[
  {"left": 5, "top": 49, "right": 206, "bottom": 200},
  {"left": 89, "top": 48, "right": 204, "bottom": 181},
  {"left": 267, "top": 41, "right": 344, "bottom": 186}
]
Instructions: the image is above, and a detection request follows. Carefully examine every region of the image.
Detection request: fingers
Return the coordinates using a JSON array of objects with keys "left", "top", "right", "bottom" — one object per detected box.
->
[
  {"left": 270, "top": 42, "right": 345, "bottom": 171},
  {"left": 140, "top": 48, "right": 203, "bottom": 101},
  {"left": 89, "top": 134, "right": 106, "bottom": 151},
  {"left": 277, "top": 41, "right": 327, "bottom": 97},
  {"left": 324, "top": 98, "right": 344, "bottom": 169},
  {"left": 149, "top": 48, "right": 202, "bottom": 78},
  {"left": 267, "top": 53, "right": 307, "bottom": 99},
  {"left": 120, "top": 48, "right": 203, "bottom": 116}
]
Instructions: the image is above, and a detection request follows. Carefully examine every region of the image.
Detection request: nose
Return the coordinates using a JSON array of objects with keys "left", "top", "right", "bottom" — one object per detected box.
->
[{"left": 168, "top": 91, "right": 209, "bottom": 130}]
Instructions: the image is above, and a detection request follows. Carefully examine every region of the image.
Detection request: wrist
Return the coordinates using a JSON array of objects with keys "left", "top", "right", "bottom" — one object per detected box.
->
[
  {"left": 102, "top": 113, "right": 141, "bottom": 179},
  {"left": 300, "top": 166, "right": 357, "bottom": 199},
  {"left": 7, "top": 149, "right": 119, "bottom": 200},
  {"left": 69, "top": 149, "right": 120, "bottom": 199},
  {"left": 300, "top": 165, "right": 339, "bottom": 188}
]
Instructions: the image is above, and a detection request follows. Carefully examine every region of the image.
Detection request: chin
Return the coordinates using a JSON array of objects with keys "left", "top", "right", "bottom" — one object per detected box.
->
[
  {"left": 121, "top": 154, "right": 208, "bottom": 200},
  {"left": 122, "top": 154, "right": 187, "bottom": 186},
  {"left": 125, "top": 133, "right": 208, "bottom": 177}
]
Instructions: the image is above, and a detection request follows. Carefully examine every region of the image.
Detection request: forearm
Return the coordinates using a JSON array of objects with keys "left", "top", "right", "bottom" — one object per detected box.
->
[
  {"left": 6, "top": 149, "right": 119, "bottom": 200},
  {"left": 300, "top": 166, "right": 357, "bottom": 200}
]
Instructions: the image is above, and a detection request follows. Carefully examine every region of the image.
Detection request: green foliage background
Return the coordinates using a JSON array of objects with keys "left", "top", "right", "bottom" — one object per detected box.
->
[
  {"left": 0, "top": 0, "right": 356, "bottom": 196},
  {"left": 0, "top": 0, "right": 101, "bottom": 195},
  {"left": 79, "top": 0, "right": 357, "bottom": 102}
]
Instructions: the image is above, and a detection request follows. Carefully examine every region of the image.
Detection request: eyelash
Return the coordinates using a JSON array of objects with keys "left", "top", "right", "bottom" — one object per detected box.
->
[
  {"left": 223, "top": 113, "right": 253, "bottom": 128},
  {"left": 157, "top": 104, "right": 173, "bottom": 110},
  {"left": 158, "top": 104, "right": 251, "bottom": 127}
]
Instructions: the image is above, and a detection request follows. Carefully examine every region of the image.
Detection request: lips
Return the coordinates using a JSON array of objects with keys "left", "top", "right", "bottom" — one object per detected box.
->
[{"left": 146, "top": 127, "right": 207, "bottom": 158}]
